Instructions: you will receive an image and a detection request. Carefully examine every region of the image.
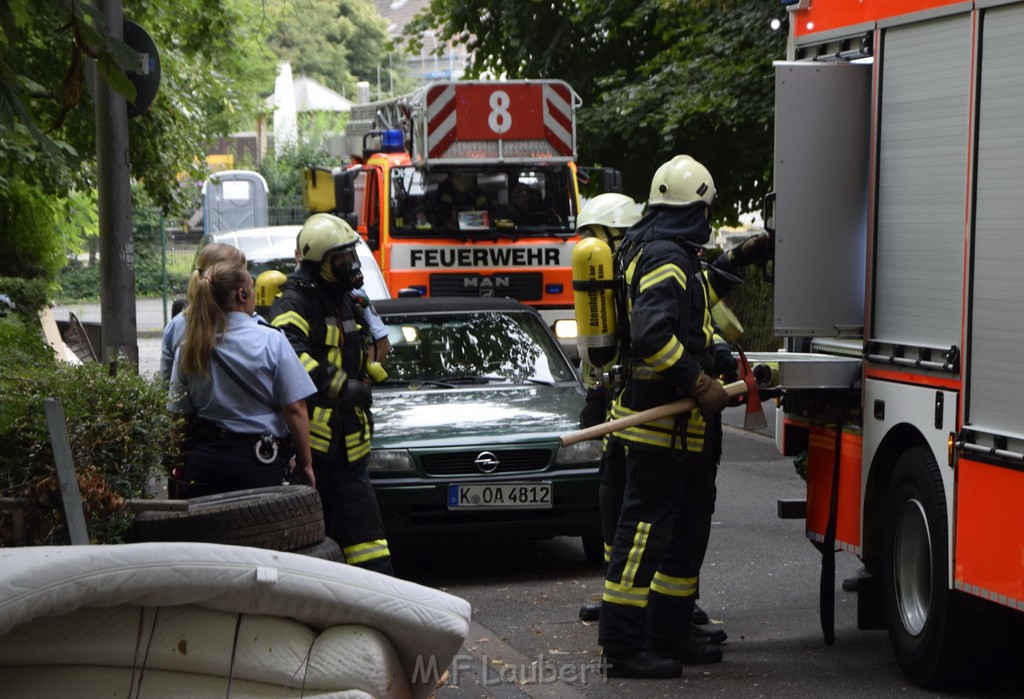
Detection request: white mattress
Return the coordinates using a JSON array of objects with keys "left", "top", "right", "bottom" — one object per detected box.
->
[{"left": 0, "top": 543, "right": 472, "bottom": 699}]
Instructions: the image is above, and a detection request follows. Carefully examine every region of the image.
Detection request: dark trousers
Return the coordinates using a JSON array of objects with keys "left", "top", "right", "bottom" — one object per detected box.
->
[
  {"left": 314, "top": 452, "right": 393, "bottom": 576},
  {"left": 598, "top": 427, "right": 720, "bottom": 652},
  {"left": 179, "top": 440, "right": 283, "bottom": 498}
]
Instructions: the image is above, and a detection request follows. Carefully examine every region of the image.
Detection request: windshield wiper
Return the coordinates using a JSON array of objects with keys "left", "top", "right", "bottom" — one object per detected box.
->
[
  {"left": 523, "top": 377, "right": 554, "bottom": 386},
  {"left": 407, "top": 379, "right": 456, "bottom": 389},
  {"left": 445, "top": 374, "right": 499, "bottom": 384}
]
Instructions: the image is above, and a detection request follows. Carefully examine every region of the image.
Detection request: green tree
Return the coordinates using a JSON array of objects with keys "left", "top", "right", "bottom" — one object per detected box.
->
[
  {"left": 265, "top": 0, "right": 408, "bottom": 99},
  {"left": 1, "top": 0, "right": 279, "bottom": 212},
  {"left": 406, "top": 0, "right": 786, "bottom": 222}
]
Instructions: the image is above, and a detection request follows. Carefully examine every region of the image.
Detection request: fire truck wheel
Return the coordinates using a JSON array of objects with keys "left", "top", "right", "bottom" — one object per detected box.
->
[{"left": 880, "top": 446, "right": 1006, "bottom": 688}]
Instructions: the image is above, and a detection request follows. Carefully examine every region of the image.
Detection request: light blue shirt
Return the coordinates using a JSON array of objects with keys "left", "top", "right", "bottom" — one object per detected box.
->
[
  {"left": 160, "top": 313, "right": 186, "bottom": 382},
  {"left": 168, "top": 312, "right": 316, "bottom": 436},
  {"left": 353, "top": 289, "right": 387, "bottom": 341}
]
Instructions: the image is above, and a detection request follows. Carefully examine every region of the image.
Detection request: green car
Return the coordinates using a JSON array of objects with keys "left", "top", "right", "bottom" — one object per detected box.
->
[{"left": 368, "top": 297, "right": 603, "bottom": 562}]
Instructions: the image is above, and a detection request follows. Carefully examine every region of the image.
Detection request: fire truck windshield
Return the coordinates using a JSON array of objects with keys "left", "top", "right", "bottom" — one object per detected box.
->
[{"left": 389, "top": 165, "right": 576, "bottom": 238}]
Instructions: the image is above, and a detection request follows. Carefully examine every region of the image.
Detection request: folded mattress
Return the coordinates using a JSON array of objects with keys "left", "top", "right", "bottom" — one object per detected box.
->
[{"left": 0, "top": 543, "right": 472, "bottom": 699}]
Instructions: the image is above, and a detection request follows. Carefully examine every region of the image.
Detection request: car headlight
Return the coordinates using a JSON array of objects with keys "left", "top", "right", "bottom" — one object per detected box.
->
[
  {"left": 368, "top": 449, "right": 416, "bottom": 472},
  {"left": 554, "top": 318, "right": 577, "bottom": 340},
  {"left": 556, "top": 440, "right": 602, "bottom": 465}
]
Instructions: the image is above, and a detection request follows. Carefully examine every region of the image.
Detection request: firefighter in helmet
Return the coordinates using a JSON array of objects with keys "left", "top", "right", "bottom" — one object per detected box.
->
[
  {"left": 269, "top": 213, "right": 393, "bottom": 575},
  {"left": 597, "top": 156, "right": 766, "bottom": 678},
  {"left": 573, "top": 192, "right": 726, "bottom": 647}
]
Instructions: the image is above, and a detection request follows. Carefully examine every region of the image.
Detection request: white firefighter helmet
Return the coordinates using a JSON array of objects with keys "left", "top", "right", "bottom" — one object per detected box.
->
[
  {"left": 648, "top": 155, "right": 716, "bottom": 209},
  {"left": 577, "top": 193, "right": 641, "bottom": 231},
  {"left": 297, "top": 213, "right": 359, "bottom": 263}
]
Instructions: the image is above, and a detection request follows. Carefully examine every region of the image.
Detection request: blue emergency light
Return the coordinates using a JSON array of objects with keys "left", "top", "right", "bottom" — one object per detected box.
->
[{"left": 381, "top": 129, "right": 405, "bottom": 152}]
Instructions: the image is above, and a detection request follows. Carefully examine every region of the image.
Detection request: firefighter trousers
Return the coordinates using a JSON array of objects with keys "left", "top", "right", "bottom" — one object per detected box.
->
[
  {"left": 598, "top": 430, "right": 720, "bottom": 652},
  {"left": 314, "top": 452, "right": 393, "bottom": 576}
]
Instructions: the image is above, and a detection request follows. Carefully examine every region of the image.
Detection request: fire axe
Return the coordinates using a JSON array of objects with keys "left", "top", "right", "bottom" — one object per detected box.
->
[{"left": 559, "top": 376, "right": 766, "bottom": 448}]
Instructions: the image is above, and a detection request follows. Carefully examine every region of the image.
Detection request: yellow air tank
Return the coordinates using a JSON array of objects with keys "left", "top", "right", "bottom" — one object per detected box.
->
[
  {"left": 571, "top": 236, "right": 617, "bottom": 368},
  {"left": 254, "top": 270, "right": 288, "bottom": 319}
]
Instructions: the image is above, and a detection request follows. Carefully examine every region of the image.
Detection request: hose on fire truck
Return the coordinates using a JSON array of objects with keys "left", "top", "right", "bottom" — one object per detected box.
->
[{"left": 820, "top": 381, "right": 858, "bottom": 646}]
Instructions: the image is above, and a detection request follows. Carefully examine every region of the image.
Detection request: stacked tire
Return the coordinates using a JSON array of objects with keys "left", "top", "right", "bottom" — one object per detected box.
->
[{"left": 131, "top": 485, "right": 342, "bottom": 562}]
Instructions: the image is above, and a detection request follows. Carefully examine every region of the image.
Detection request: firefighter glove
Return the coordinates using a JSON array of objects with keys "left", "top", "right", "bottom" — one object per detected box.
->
[
  {"left": 339, "top": 379, "right": 373, "bottom": 412},
  {"left": 713, "top": 343, "right": 738, "bottom": 383},
  {"left": 690, "top": 372, "right": 729, "bottom": 417},
  {"left": 730, "top": 232, "right": 770, "bottom": 267},
  {"left": 579, "top": 387, "right": 607, "bottom": 428}
]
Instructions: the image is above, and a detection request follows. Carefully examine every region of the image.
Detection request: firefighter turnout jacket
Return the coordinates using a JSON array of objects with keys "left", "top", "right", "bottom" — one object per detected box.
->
[
  {"left": 269, "top": 267, "right": 372, "bottom": 466},
  {"left": 609, "top": 206, "right": 744, "bottom": 453}
]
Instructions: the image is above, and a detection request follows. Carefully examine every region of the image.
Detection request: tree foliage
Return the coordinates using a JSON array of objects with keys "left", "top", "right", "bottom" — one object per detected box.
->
[
  {"left": 265, "top": 0, "right": 412, "bottom": 100},
  {"left": 0, "top": 0, "right": 278, "bottom": 211},
  {"left": 406, "top": 0, "right": 786, "bottom": 222}
]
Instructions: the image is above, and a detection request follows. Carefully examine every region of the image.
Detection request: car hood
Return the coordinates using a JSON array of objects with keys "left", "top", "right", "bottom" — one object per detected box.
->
[{"left": 370, "top": 385, "right": 584, "bottom": 449}]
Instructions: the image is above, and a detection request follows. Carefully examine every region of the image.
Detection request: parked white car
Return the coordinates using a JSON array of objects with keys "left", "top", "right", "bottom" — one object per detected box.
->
[{"left": 195, "top": 225, "right": 389, "bottom": 300}]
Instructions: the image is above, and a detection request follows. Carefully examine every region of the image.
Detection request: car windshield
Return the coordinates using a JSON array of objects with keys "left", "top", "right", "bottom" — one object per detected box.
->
[
  {"left": 388, "top": 165, "right": 577, "bottom": 239},
  {"left": 379, "top": 310, "right": 576, "bottom": 385}
]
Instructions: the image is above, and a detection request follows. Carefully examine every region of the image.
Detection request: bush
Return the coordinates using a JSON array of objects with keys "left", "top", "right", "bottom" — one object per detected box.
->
[
  {"left": 725, "top": 261, "right": 781, "bottom": 353},
  {"left": 0, "top": 276, "right": 51, "bottom": 318},
  {"left": 0, "top": 181, "right": 66, "bottom": 284},
  {"left": 0, "top": 320, "right": 176, "bottom": 545},
  {"left": 707, "top": 249, "right": 781, "bottom": 353}
]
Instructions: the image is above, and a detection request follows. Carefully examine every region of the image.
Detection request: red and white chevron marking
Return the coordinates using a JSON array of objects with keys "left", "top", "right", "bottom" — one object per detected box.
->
[
  {"left": 541, "top": 82, "right": 573, "bottom": 157},
  {"left": 424, "top": 82, "right": 575, "bottom": 159},
  {"left": 426, "top": 83, "right": 458, "bottom": 160}
]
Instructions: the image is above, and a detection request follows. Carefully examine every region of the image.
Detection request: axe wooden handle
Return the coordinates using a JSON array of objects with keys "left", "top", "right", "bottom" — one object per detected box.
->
[{"left": 559, "top": 380, "right": 749, "bottom": 447}]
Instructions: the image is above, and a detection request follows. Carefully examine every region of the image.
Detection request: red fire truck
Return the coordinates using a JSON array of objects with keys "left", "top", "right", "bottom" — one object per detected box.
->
[
  {"left": 766, "top": 0, "right": 1024, "bottom": 687},
  {"left": 303, "top": 80, "right": 619, "bottom": 355}
]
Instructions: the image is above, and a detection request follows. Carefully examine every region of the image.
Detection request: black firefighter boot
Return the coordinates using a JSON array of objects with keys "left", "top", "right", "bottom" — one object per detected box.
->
[
  {"left": 647, "top": 598, "right": 723, "bottom": 664},
  {"left": 691, "top": 623, "right": 728, "bottom": 645},
  {"left": 648, "top": 635, "right": 723, "bottom": 665},
  {"left": 579, "top": 599, "right": 602, "bottom": 622},
  {"left": 602, "top": 648, "right": 683, "bottom": 679}
]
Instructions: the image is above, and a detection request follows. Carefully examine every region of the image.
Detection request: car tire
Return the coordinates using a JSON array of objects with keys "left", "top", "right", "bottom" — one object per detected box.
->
[
  {"left": 131, "top": 485, "right": 324, "bottom": 552},
  {"left": 294, "top": 537, "right": 344, "bottom": 563},
  {"left": 581, "top": 535, "right": 604, "bottom": 567},
  {"left": 880, "top": 447, "right": 1010, "bottom": 688}
]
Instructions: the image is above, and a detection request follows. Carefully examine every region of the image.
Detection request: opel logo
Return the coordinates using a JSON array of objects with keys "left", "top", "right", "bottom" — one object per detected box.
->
[{"left": 474, "top": 451, "right": 500, "bottom": 473}]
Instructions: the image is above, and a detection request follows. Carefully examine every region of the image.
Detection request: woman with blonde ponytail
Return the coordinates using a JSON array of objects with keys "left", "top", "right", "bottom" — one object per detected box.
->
[
  {"left": 159, "top": 243, "right": 247, "bottom": 383},
  {"left": 168, "top": 260, "right": 317, "bottom": 497}
]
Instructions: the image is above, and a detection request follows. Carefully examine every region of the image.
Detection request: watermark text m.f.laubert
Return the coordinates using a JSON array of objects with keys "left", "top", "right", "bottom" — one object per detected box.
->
[{"left": 413, "top": 652, "right": 611, "bottom": 687}]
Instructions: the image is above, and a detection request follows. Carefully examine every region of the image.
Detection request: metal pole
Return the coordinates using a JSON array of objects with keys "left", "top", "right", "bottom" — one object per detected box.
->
[
  {"left": 44, "top": 398, "right": 90, "bottom": 545},
  {"left": 94, "top": 0, "right": 139, "bottom": 371},
  {"left": 161, "top": 211, "right": 168, "bottom": 326}
]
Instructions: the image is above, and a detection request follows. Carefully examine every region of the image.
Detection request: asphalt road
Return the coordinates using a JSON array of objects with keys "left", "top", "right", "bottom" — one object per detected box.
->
[{"left": 390, "top": 417, "right": 1024, "bottom": 698}]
